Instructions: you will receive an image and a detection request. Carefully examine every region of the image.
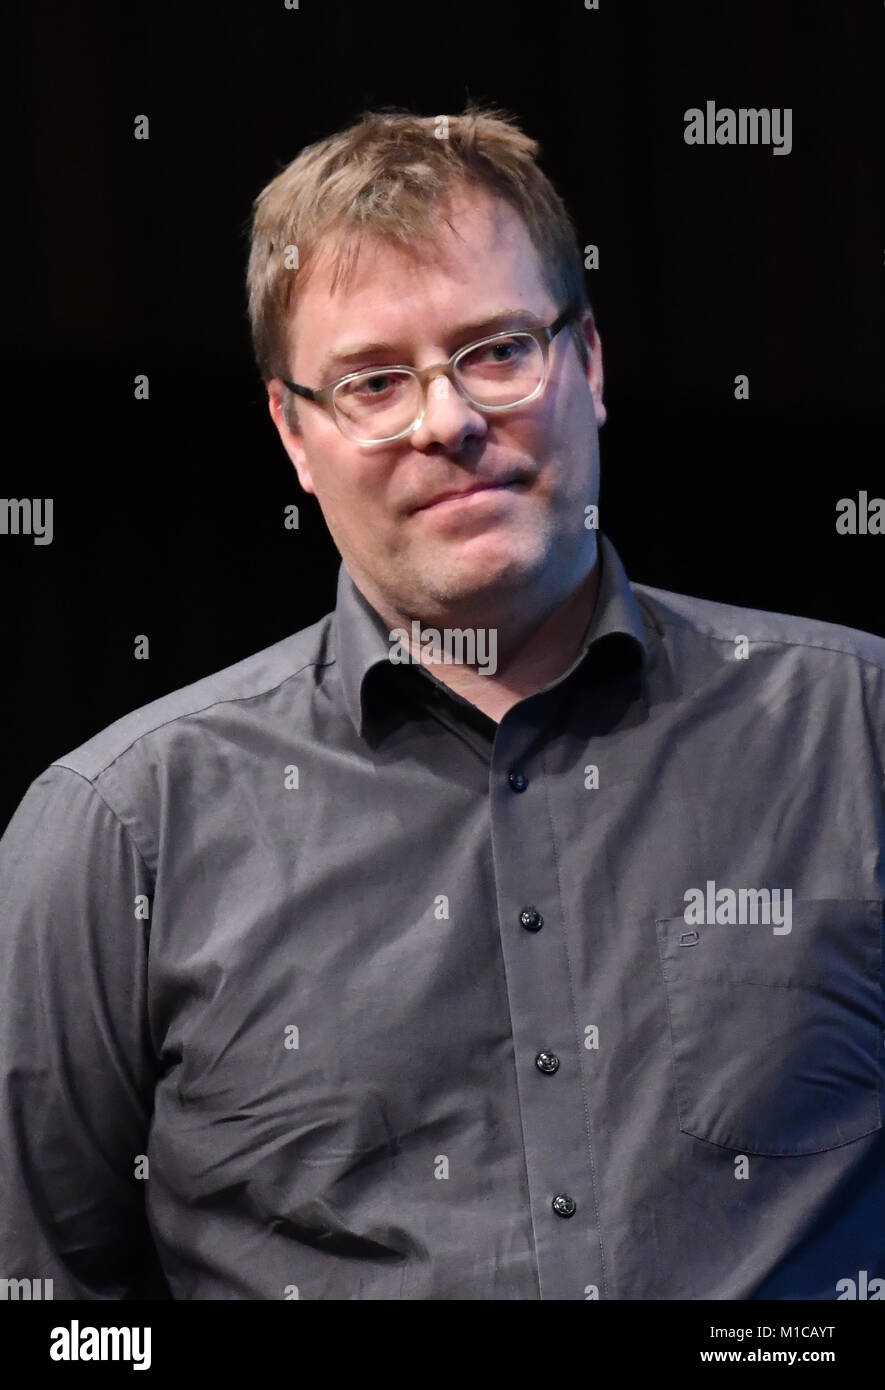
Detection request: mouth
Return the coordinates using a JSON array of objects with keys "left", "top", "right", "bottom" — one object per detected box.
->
[{"left": 414, "top": 480, "right": 526, "bottom": 513}]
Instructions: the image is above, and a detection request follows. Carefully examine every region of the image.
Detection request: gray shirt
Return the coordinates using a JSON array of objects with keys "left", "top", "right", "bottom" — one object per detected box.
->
[{"left": 1, "top": 532, "right": 883, "bottom": 1300}]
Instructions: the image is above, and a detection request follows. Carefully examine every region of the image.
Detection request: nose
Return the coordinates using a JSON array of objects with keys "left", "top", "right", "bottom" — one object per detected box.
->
[{"left": 407, "top": 370, "right": 487, "bottom": 452}]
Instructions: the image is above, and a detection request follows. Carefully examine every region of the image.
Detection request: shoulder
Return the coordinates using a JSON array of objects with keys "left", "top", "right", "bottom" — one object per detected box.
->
[
  {"left": 52, "top": 612, "right": 335, "bottom": 785},
  {"left": 632, "top": 580, "right": 885, "bottom": 676}
]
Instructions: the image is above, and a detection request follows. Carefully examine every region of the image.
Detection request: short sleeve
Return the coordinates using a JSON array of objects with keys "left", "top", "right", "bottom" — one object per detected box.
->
[{"left": 0, "top": 764, "right": 169, "bottom": 1298}]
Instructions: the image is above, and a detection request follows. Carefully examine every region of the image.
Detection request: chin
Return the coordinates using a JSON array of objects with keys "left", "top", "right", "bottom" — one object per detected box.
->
[{"left": 425, "top": 550, "right": 541, "bottom": 607}]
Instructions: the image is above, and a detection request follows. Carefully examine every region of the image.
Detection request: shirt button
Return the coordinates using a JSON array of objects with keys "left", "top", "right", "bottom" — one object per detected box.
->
[
  {"left": 519, "top": 906, "right": 544, "bottom": 932},
  {"left": 552, "top": 1193, "right": 577, "bottom": 1218},
  {"left": 508, "top": 770, "right": 528, "bottom": 792},
  {"left": 535, "top": 1051, "right": 560, "bottom": 1074}
]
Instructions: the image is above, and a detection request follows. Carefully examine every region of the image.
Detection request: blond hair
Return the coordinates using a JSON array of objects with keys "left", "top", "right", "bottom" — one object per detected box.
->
[{"left": 246, "top": 103, "right": 592, "bottom": 428}]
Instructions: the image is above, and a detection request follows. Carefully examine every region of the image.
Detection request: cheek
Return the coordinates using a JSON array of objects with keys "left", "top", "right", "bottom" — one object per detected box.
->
[
  {"left": 302, "top": 434, "right": 377, "bottom": 503},
  {"left": 511, "top": 383, "right": 586, "bottom": 464},
  {"left": 315, "top": 460, "right": 399, "bottom": 543},
  {"left": 536, "top": 441, "right": 599, "bottom": 524}
]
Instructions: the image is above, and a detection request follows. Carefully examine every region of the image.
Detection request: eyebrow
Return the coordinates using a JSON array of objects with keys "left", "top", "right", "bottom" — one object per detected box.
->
[{"left": 314, "top": 307, "right": 547, "bottom": 382}]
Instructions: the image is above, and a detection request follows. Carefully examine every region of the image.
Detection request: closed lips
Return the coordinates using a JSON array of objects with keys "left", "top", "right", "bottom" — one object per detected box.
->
[{"left": 417, "top": 479, "right": 522, "bottom": 509}]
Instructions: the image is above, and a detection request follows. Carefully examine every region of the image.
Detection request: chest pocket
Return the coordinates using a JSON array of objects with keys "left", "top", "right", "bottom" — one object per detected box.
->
[{"left": 656, "top": 898, "right": 883, "bottom": 1155}]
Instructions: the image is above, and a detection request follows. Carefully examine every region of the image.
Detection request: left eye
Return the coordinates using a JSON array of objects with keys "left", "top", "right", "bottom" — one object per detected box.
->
[{"left": 462, "top": 338, "right": 524, "bottom": 368}]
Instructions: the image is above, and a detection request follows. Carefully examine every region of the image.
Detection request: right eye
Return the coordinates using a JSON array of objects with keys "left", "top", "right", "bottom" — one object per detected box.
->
[
  {"left": 340, "top": 371, "right": 412, "bottom": 406},
  {"left": 354, "top": 374, "right": 396, "bottom": 398}
]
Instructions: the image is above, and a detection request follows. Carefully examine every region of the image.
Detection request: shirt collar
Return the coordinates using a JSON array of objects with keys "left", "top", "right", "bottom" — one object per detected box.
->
[{"left": 332, "top": 531, "right": 650, "bottom": 739}]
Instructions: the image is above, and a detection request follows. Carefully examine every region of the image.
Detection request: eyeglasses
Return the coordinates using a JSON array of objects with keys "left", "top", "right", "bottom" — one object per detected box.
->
[{"left": 281, "top": 302, "right": 582, "bottom": 446}]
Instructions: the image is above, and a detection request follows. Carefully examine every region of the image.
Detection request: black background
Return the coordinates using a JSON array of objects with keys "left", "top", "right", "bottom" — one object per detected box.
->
[{"left": 2, "top": 0, "right": 882, "bottom": 829}]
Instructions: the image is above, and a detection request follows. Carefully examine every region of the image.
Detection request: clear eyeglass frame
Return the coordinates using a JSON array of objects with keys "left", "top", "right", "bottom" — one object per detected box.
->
[{"left": 281, "top": 301, "right": 582, "bottom": 446}]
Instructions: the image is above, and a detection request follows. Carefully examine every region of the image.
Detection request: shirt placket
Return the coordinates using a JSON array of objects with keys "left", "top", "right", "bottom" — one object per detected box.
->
[{"left": 489, "top": 699, "right": 606, "bottom": 1300}]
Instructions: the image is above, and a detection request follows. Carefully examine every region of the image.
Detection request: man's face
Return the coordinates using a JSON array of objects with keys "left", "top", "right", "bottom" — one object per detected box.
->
[{"left": 267, "top": 185, "right": 605, "bottom": 628}]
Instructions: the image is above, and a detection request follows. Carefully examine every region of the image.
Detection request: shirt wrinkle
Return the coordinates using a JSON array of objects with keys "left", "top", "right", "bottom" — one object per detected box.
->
[{"left": 1, "top": 530, "right": 883, "bottom": 1300}]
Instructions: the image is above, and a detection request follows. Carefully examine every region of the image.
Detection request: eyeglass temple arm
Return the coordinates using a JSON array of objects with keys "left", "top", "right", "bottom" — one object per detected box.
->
[
  {"left": 549, "top": 301, "right": 583, "bottom": 339},
  {"left": 281, "top": 379, "right": 317, "bottom": 401}
]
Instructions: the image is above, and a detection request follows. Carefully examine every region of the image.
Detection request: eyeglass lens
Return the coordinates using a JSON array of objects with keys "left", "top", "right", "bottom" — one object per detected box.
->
[{"left": 332, "top": 332, "right": 545, "bottom": 442}]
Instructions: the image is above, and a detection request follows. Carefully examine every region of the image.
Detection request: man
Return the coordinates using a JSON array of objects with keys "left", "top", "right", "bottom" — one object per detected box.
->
[{"left": 1, "top": 105, "right": 883, "bottom": 1301}]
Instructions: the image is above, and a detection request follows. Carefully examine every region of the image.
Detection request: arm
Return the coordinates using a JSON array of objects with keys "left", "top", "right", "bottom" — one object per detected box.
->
[{"left": 0, "top": 765, "right": 169, "bottom": 1299}]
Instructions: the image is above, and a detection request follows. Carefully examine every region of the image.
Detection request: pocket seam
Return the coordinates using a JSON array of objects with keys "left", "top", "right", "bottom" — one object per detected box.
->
[{"left": 655, "top": 902, "right": 884, "bottom": 1156}]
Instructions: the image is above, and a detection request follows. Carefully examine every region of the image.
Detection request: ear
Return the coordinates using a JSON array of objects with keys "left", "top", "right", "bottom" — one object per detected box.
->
[
  {"left": 266, "top": 379, "right": 317, "bottom": 496},
  {"left": 580, "top": 309, "right": 606, "bottom": 428}
]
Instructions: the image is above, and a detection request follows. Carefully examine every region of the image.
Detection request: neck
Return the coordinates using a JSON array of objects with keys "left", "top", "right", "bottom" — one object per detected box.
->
[{"left": 399, "top": 556, "right": 602, "bottom": 724}]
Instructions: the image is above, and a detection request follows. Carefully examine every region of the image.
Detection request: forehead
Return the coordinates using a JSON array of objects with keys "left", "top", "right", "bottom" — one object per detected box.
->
[{"left": 293, "top": 189, "right": 551, "bottom": 335}]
